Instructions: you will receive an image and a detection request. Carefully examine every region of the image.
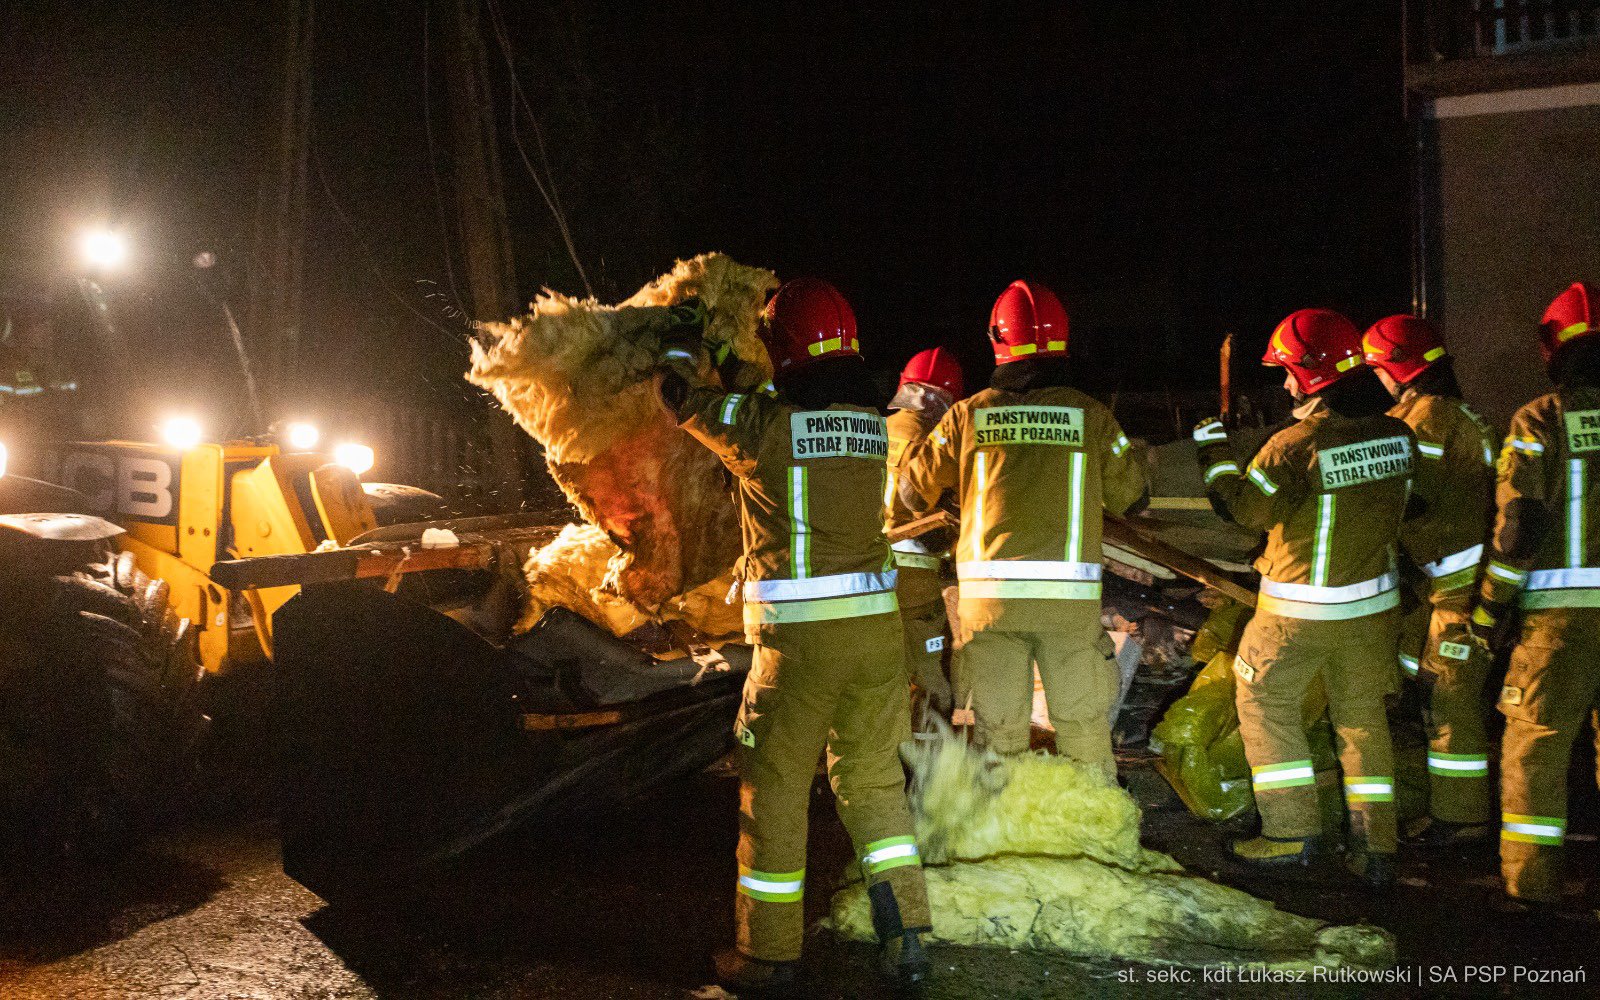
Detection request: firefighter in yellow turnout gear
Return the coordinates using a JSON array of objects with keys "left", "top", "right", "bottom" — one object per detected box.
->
[
  {"left": 658, "top": 280, "right": 931, "bottom": 990},
  {"left": 1198, "top": 309, "right": 1417, "bottom": 888},
  {"left": 1475, "top": 282, "right": 1600, "bottom": 904},
  {"left": 1363, "top": 316, "right": 1498, "bottom": 844},
  {"left": 885, "top": 347, "right": 965, "bottom": 719},
  {"left": 898, "top": 282, "right": 1148, "bottom": 777}
]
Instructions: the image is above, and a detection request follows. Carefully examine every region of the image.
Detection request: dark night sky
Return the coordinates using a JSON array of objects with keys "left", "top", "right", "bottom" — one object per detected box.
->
[{"left": 0, "top": 1, "right": 1411, "bottom": 435}]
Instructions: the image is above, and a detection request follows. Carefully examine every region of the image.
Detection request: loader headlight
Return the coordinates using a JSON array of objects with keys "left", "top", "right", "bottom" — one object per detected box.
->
[
  {"left": 334, "top": 442, "right": 375, "bottom": 477},
  {"left": 161, "top": 416, "right": 204, "bottom": 450},
  {"left": 283, "top": 421, "right": 320, "bottom": 451}
]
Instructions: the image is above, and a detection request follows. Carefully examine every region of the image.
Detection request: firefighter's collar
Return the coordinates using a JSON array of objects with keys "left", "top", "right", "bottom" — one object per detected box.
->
[{"left": 1291, "top": 395, "right": 1326, "bottom": 421}]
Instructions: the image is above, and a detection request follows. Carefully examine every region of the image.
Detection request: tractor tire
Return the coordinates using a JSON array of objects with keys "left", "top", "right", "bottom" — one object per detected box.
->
[{"left": 0, "top": 546, "right": 205, "bottom": 880}]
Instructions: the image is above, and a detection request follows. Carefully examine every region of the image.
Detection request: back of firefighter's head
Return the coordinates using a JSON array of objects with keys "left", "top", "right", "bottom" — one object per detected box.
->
[
  {"left": 1541, "top": 282, "right": 1600, "bottom": 387},
  {"left": 1262, "top": 308, "right": 1364, "bottom": 400},
  {"left": 1362, "top": 314, "right": 1447, "bottom": 398},
  {"left": 988, "top": 280, "right": 1068, "bottom": 368},
  {"left": 898, "top": 347, "right": 965, "bottom": 402}
]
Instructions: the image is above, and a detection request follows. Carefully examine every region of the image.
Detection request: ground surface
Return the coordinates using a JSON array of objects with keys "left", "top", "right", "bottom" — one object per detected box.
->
[{"left": 2, "top": 751, "right": 1595, "bottom": 1000}]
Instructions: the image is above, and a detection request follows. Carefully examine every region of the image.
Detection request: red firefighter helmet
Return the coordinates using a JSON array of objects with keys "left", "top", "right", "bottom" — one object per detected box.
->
[
  {"left": 759, "top": 277, "right": 860, "bottom": 375},
  {"left": 898, "top": 347, "right": 964, "bottom": 399},
  {"left": 1539, "top": 282, "right": 1600, "bottom": 363},
  {"left": 988, "top": 280, "right": 1068, "bottom": 365},
  {"left": 1362, "top": 314, "right": 1447, "bottom": 385},
  {"left": 1262, "top": 308, "right": 1364, "bottom": 395}
]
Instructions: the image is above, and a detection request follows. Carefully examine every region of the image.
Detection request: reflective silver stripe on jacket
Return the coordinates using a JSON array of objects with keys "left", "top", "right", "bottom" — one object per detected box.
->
[
  {"left": 743, "top": 570, "right": 898, "bottom": 603},
  {"left": 1423, "top": 544, "right": 1483, "bottom": 579},
  {"left": 956, "top": 559, "right": 1103, "bottom": 581},
  {"left": 1258, "top": 570, "right": 1398, "bottom": 604}
]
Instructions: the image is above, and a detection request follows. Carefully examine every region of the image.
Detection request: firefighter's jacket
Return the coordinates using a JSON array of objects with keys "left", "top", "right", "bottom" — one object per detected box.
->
[
  {"left": 898, "top": 385, "right": 1146, "bottom": 632},
  {"left": 885, "top": 405, "right": 950, "bottom": 609},
  {"left": 677, "top": 385, "right": 897, "bottom": 643},
  {"left": 1479, "top": 385, "right": 1600, "bottom": 613},
  {"left": 1202, "top": 405, "right": 1417, "bottom": 621},
  {"left": 1390, "top": 391, "right": 1497, "bottom": 600}
]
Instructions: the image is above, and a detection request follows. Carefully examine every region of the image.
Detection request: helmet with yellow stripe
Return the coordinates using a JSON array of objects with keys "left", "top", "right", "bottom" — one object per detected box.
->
[
  {"left": 1262, "top": 308, "right": 1363, "bottom": 396},
  {"left": 1362, "top": 314, "right": 1447, "bottom": 385},
  {"left": 758, "top": 277, "right": 860, "bottom": 375},
  {"left": 988, "top": 280, "right": 1068, "bottom": 366},
  {"left": 1539, "top": 282, "right": 1599, "bottom": 364}
]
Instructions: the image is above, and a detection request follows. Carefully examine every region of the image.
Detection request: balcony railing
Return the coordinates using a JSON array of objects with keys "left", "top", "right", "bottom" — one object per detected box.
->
[{"left": 1411, "top": 0, "right": 1600, "bottom": 62}]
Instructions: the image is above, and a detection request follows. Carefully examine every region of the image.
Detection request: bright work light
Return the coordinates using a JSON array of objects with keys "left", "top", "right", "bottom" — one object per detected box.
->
[
  {"left": 161, "top": 416, "right": 203, "bottom": 450},
  {"left": 334, "top": 442, "right": 375, "bottom": 477},
  {"left": 81, "top": 229, "right": 128, "bottom": 270},
  {"left": 284, "top": 421, "right": 320, "bottom": 451}
]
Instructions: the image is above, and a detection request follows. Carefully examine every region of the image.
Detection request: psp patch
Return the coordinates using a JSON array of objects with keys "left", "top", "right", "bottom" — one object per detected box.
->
[
  {"left": 973, "top": 405, "right": 1084, "bottom": 447},
  {"left": 1439, "top": 640, "right": 1473, "bottom": 661},
  {"left": 924, "top": 635, "right": 945, "bottom": 654},
  {"left": 790, "top": 410, "right": 888, "bottom": 460},
  {"left": 1317, "top": 435, "right": 1414, "bottom": 490},
  {"left": 1499, "top": 685, "right": 1524, "bottom": 706},
  {"left": 1565, "top": 410, "right": 1600, "bottom": 454},
  {"left": 1233, "top": 655, "right": 1256, "bottom": 683},
  {"left": 734, "top": 722, "right": 756, "bottom": 748}
]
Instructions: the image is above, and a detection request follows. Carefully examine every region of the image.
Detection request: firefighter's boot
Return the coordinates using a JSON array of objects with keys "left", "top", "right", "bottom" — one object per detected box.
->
[
  {"left": 1229, "top": 834, "right": 1328, "bottom": 872},
  {"left": 714, "top": 948, "right": 800, "bottom": 995}
]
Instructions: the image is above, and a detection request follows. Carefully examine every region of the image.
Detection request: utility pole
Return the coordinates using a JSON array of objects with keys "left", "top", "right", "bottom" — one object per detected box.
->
[
  {"left": 445, "top": 0, "right": 526, "bottom": 508},
  {"left": 248, "top": 0, "right": 314, "bottom": 411}
]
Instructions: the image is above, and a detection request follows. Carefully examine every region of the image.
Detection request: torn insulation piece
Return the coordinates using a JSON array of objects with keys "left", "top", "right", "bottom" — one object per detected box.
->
[
  {"left": 468, "top": 253, "right": 777, "bottom": 629},
  {"left": 828, "top": 730, "right": 1395, "bottom": 971}
]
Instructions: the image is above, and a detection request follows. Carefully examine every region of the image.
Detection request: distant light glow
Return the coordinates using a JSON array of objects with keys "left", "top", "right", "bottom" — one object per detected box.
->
[
  {"left": 81, "top": 229, "right": 128, "bottom": 270},
  {"left": 0, "top": 440, "right": 8, "bottom": 479},
  {"left": 161, "top": 416, "right": 203, "bottom": 450},
  {"left": 334, "top": 442, "right": 375, "bottom": 477},
  {"left": 284, "top": 421, "right": 320, "bottom": 451}
]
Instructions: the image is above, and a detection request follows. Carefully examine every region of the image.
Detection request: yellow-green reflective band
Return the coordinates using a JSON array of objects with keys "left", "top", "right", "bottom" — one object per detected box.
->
[
  {"left": 1251, "top": 760, "right": 1315, "bottom": 788},
  {"left": 737, "top": 866, "right": 805, "bottom": 902},
  {"left": 1417, "top": 441, "right": 1446, "bottom": 458},
  {"left": 1429, "top": 753, "right": 1488, "bottom": 777},
  {"left": 1110, "top": 434, "right": 1131, "bottom": 457},
  {"left": 807, "top": 336, "right": 844, "bottom": 356},
  {"left": 1205, "top": 460, "right": 1240, "bottom": 484},
  {"left": 1256, "top": 588, "right": 1399, "bottom": 621},
  {"left": 743, "top": 590, "right": 898, "bottom": 626},
  {"left": 1247, "top": 465, "right": 1279, "bottom": 496},
  {"left": 1431, "top": 565, "right": 1477, "bottom": 593},
  {"left": 1423, "top": 346, "right": 1446, "bottom": 362},
  {"left": 861, "top": 835, "right": 921, "bottom": 874},
  {"left": 1557, "top": 321, "right": 1590, "bottom": 344},
  {"left": 720, "top": 394, "right": 746, "bottom": 425},
  {"left": 789, "top": 465, "right": 812, "bottom": 580},
  {"left": 1486, "top": 561, "right": 1527, "bottom": 585},
  {"left": 1344, "top": 777, "right": 1394, "bottom": 803},
  {"left": 1045, "top": 340, "right": 1066, "bottom": 352},
  {"left": 1007, "top": 342, "right": 1038, "bottom": 357},
  {"left": 1502, "top": 814, "right": 1565, "bottom": 845},
  {"left": 958, "top": 579, "right": 1102, "bottom": 601},
  {"left": 892, "top": 550, "right": 942, "bottom": 571},
  {"left": 1520, "top": 586, "right": 1600, "bottom": 610},
  {"left": 1398, "top": 653, "right": 1419, "bottom": 677},
  {"left": 1335, "top": 355, "right": 1361, "bottom": 372},
  {"left": 1472, "top": 606, "right": 1498, "bottom": 628}
]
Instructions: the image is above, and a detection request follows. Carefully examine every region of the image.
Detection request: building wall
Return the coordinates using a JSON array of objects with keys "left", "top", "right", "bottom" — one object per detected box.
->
[{"left": 1428, "top": 84, "right": 1600, "bottom": 427}]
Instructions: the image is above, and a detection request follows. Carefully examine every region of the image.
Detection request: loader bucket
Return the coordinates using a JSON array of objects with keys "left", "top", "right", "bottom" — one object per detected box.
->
[{"left": 272, "top": 581, "right": 747, "bottom": 905}]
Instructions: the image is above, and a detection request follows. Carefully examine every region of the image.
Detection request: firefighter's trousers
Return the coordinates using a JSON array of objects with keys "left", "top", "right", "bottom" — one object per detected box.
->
[
  {"left": 1399, "top": 590, "right": 1493, "bottom": 825},
  {"left": 1235, "top": 608, "right": 1399, "bottom": 852},
  {"left": 1499, "top": 608, "right": 1600, "bottom": 902},
  {"left": 897, "top": 564, "right": 953, "bottom": 720},
  {"left": 733, "top": 612, "right": 930, "bottom": 962},
  {"left": 957, "top": 608, "right": 1119, "bottom": 779}
]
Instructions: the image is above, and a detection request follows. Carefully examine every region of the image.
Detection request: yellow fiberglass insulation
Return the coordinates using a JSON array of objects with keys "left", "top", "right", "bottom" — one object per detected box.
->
[
  {"left": 468, "top": 253, "right": 777, "bottom": 630},
  {"left": 828, "top": 732, "right": 1395, "bottom": 972}
]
